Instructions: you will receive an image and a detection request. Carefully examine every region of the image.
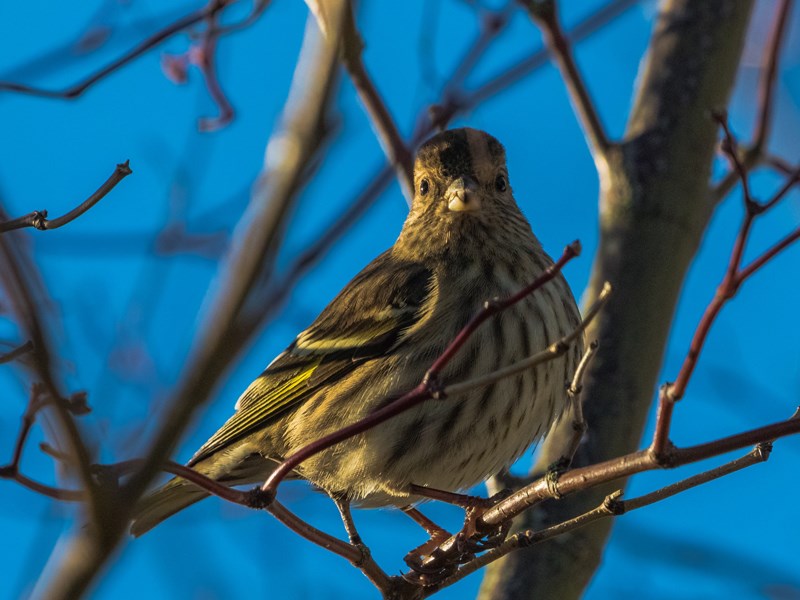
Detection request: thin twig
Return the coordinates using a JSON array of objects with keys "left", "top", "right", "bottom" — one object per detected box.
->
[
  {"left": 521, "top": 0, "right": 610, "bottom": 174},
  {"left": 0, "top": 162, "right": 132, "bottom": 234},
  {"left": 623, "top": 443, "right": 771, "bottom": 512},
  {"left": 652, "top": 116, "right": 800, "bottom": 456},
  {"left": 341, "top": 4, "right": 414, "bottom": 202},
  {"left": 0, "top": 340, "right": 34, "bottom": 364},
  {"left": 443, "top": 285, "right": 608, "bottom": 398},
  {"left": 550, "top": 338, "right": 599, "bottom": 472},
  {"left": 753, "top": 0, "right": 794, "bottom": 152},
  {"left": 709, "top": 0, "right": 794, "bottom": 204},
  {"left": 196, "top": 10, "right": 235, "bottom": 132},
  {"left": 437, "top": 443, "right": 772, "bottom": 590},
  {"left": 0, "top": 0, "right": 237, "bottom": 99},
  {"left": 432, "top": 490, "right": 624, "bottom": 590}
]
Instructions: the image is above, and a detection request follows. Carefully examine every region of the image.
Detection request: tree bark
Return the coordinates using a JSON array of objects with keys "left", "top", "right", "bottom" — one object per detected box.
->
[{"left": 478, "top": 1, "right": 754, "bottom": 598}]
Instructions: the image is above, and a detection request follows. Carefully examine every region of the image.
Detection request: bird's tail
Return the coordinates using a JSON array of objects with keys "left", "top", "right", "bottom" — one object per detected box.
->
[{"left": 130, "top": 477, "right": 209, "bottom": 537}]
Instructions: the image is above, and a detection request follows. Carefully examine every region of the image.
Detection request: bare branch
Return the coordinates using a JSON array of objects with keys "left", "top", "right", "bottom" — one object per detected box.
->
[
  {"left": 0, "top": 0, "right": 240, "bottom": 100},
  {"left": 653, "top": 117, "right": 800, "bottom": 455},
  {"left": 196, "top": 10, "right": 235, "bottom": 132},
  {"left": 437, "top": 443, "right": 771, "bottom": 591},
  {"left": 709, "top": 0, "right": 794, "bottom": 203},
  {"left": 0, "top": 340, "right": 34, "bottom": 364},
  {"left": 752, "top": 0, "right": 794, "bottom": 152},
  {"left": 521, "top": 0, "right": 611, "bottom": 176},
  {"left": 0, "top": 161, "right": 131, "bottom": 234},
  {"left": 341, "top": 4, "right": 414, "bottom": 202}
]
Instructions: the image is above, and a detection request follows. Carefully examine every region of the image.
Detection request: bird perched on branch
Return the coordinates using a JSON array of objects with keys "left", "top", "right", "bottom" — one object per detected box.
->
[{"left": 130, "top": 128, "right": 583, "bottom": 541}]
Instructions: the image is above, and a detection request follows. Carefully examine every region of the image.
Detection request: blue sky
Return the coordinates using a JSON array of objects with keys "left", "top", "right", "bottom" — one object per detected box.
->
[{"left": 1, "top": 1, "right": 799, "bottom": 598}]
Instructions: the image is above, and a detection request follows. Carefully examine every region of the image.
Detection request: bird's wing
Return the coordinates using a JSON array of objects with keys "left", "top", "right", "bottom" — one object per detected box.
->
[{"left": 187, "top": 251, "right": 433, "bottom": 466}]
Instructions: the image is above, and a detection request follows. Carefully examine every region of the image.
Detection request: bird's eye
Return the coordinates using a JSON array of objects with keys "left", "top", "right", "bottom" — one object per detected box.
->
[
  {"left": 495, "top": 174, "right": 507, "bottom": 192},
  {"left": 419, "top": 179, "right": 430, "bottom": 196}
]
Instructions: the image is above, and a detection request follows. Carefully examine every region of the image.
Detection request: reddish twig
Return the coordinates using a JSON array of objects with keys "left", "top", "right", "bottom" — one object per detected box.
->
[
  {"left": 0, "top": 385, "right": 86, "bottom": 502},
  {"left": 0, "top": 161, "right": 132, "bottom": 234},
  {"left": 436, "top": 443, "right": 772, "bottom": 590},
  {"left": 196, "top": 9, "right": 235, "bottom": 132},
  {"left": 651, "top": 114, "right": 800, "bottom": 456}
]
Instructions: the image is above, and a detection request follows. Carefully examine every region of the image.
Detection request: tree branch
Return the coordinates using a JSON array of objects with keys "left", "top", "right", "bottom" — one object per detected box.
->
[
  {"left": 521, "top": 0, "right": 611, "bottom": 178},
  {"left": 0, "top": 340, "right": 34, "bottom": 364},
  {"left": 710, "top": 0, "right": 794, "bottom": 204},
  {"left": 0, "top": 161, "right": 131, "bottom": 234},
  {"left": 0, "top": 0, "right": 242, "bottom": 100},
  {"left": 340, "top": 4, "right": 414, "bottom": 202}
]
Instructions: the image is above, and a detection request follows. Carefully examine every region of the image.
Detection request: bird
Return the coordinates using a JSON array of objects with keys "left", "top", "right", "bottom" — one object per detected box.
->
[{"left": 130, "top": 127, "right": 583, "bottom": 540}]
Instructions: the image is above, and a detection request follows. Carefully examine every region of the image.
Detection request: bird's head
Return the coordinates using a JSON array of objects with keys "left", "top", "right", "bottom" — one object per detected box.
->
[
  {"left": 395, "top": 127, "right": 535, "bottom": 261},
  {"left": 410, "top": 127, "right": 514, "bottom": 219}
]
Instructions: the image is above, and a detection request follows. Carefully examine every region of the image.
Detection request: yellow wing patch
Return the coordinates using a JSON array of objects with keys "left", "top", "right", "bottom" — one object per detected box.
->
[{"left": 188, "top": 358, "right": 320, "bottom": 466}]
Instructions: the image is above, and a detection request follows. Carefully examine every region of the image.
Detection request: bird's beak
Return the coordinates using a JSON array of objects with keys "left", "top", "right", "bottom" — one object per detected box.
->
[{"left": 445, "top": 176, "right": 481, "bottom": 212}]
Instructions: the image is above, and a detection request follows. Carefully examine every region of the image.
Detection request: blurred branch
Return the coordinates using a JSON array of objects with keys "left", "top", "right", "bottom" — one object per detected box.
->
[
  {"left": 521, "top": 0, "right": 611, "bottom": 179},
  {"left": 467, "top": 0, "right": 638, "bottom": 108},
  {"left": 711, "top": 0, "right": 794, "bottom": 203},
  {"left": 0, "top": 161, "right": 131, "bottom": 234},
  {"left": 33, "top": 6, "right": 347, "bottom": 599},
  {"left": 196, "top": 10, "right": 235, "bottom": 132},
  {"left": 341, "top": 4, "right": 414, "bottom": 202},
  {"left": 0, "top": 385, "right": 86, "bottom": 502},
  {"left": 0, "top": 1, "right": 242, "bottom": 99},
  {"left": 752, "top": 0, "right": 793, "bottom": 153},
  {"left": 0, "top": 340, "right": 34, "bottom": 364},
  {"left": 0, "top": 207, "right": 98, "bottom": 516}
]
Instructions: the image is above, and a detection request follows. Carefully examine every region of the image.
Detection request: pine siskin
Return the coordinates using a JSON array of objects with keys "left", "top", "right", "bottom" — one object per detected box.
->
[{"left": 130, "top": 128, "right": 583, "bottom": 536}]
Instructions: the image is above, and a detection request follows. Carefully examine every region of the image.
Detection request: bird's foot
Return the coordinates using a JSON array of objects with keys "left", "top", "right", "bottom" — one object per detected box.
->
[
  {"left": 455, "top": 488, "right": 512, "bottom": 552},
  {"left": 402, "top": 528, "right": 458, "bottom": 584},
  {"left": 400, "top": 486, "right": 513, "bottom": 583}
]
